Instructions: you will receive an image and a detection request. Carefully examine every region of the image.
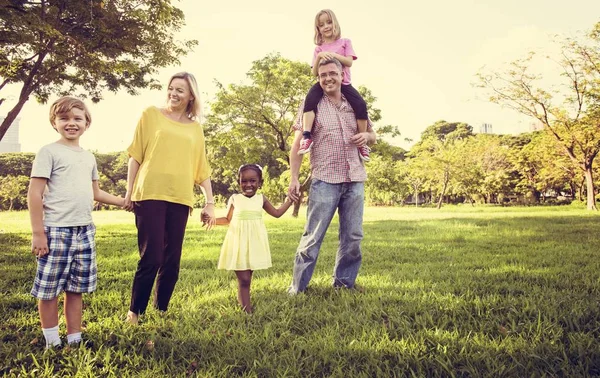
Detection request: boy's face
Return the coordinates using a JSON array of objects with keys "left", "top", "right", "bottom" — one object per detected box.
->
[{"left": 53, "top": 108, "right": 89, "bottom": 142}]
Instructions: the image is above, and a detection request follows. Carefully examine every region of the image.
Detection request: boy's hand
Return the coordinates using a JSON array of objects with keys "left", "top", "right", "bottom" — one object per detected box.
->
[{"left": 31, "top": 232, "right": 49, "bottom": 257}]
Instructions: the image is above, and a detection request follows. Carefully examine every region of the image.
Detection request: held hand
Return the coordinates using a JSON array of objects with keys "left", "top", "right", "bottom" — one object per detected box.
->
[
  {"left": 31, "top": 232, "right": 49, "bottom": 257},
  {"left": 288, "top": 179, "right": 301, "bottom": 203},
  {"left": 123, "top": 192, "right": 134, "bottom": 212},
  {"left": 350, "top": 132, "right": 369, "bottom": 147},
  {"left": 201, "top": 204, "right": 216, "bottom": 230}
]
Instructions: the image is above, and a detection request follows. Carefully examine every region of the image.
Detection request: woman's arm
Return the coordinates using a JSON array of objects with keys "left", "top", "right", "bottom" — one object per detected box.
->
[
  {"left": 199, "top": 177, "right": 216, "bottom": 229},
  {"left": 123, "top": 157, "right": 140, "bottom": 211}
]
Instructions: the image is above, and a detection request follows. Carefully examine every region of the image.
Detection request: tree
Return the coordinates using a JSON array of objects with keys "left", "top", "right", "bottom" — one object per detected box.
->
[
  {"left": 0, "top": 0, "right": 197, "bottom": 141},
  {"left": 478, "top": 24, "right": 600, "bottom": 210},
  {"left": 408, "top": 121, "right": 474, "bottom": 208},
  {"left": 203, "top": 53, "right": 315, "bottom": 192},
  {"left": 0, "top": 174, "right": 29, "bottom": 210}
]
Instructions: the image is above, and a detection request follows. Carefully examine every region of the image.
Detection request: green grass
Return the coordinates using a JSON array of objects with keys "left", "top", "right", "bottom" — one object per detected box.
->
[{"left": 1, "top": 206, "right": 599, "bottom": 377}]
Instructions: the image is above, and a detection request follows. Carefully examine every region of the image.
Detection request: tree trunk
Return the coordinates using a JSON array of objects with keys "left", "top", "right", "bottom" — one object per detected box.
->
[
  {"left": 0, "top": 98, "right": 29, "bottom": 141},
  {"left": 436, "top": 177, "right": 448, "bottom": 210},
  {"left": 583, "top": 167, "right": 597, "bottom": 210}
]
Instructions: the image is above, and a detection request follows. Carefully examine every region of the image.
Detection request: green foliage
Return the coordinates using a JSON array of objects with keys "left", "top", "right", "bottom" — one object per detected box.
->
[
  {"left": 0, "top": 152, "right": 35, "bottom": 176},
  {"left": 477, "top": 27, "right": 600, "bottom": 210},
  {"left": 204, "top": 53, "right": 314, "bottom": 193},
  {"left": 0, "top": 0, "right": 198, "bottom": 140},
  {"left": 0, "top": 175, "right": 29, "bottom": 210},
  {"left": 1, "top": 207, "right": 600, "bottom": 376}
]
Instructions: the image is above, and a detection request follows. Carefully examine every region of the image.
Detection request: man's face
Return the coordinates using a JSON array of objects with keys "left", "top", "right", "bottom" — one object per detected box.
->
[{"left": 318, "top": 63, "right": 343, "bottom": 95}]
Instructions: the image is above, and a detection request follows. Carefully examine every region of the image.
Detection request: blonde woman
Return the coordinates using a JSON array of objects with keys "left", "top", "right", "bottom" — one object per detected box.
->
[{"left": 123, "top": 72, "right": 216, "bottom": 324}]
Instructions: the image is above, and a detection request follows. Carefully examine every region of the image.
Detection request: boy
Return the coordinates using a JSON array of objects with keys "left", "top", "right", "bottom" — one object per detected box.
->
[{"left": 27, "top": 96, "right": 124, "bottom": 349}]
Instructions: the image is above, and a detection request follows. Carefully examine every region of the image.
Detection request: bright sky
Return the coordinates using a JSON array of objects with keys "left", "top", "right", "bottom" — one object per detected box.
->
[{"left": 4, "top": 0, "right": 600, "bottom": 153}]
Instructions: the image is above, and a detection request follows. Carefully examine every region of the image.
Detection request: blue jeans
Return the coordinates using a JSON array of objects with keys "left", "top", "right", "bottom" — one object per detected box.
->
[{"left": 289, "top": 179, "right": 364, "bottom": 293}]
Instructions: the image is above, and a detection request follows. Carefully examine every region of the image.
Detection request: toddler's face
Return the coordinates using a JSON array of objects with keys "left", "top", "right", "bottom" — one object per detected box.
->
[{"left": 239, "top": 169, "right": 261, "bottom": 197}]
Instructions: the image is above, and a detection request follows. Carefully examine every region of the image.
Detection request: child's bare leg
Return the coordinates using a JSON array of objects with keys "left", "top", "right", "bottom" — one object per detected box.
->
[
  {"left": 234, "top": 270, "right": 253, "bottom": 313},
  {"left": 302, "top": 111, "right": 316, "bottom": 136},
  {"left": 39, "top": 298, "right": 59, "bottom": 328},
  {"left": 39, "top": 297, "right": 61, "bottom": 348},
  {"left": 64, "top": 292, "right": 82, "bottom": 335},
  {"left": 357, "top": 119, "right": 367, "bottom": 134}
]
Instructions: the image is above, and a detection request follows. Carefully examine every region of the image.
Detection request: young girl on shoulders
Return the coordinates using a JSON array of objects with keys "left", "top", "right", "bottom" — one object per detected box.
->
[
  {"left": 299, "top": 9, "right": 371, "bottom": 162},
  {"left": 207, "top": 164, "right": 293, "bottom": 313}
]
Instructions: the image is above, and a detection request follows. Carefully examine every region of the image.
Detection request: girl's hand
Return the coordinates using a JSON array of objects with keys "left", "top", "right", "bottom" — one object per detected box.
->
[
  {"left": 319, "top": 52, "right": 334, "bottom": 61},
  {"left": 31, "top": 232, "right": 49, "bottom": 257},
  {"left": 201, "top": 204, "right": 216, "bottom": 230}
]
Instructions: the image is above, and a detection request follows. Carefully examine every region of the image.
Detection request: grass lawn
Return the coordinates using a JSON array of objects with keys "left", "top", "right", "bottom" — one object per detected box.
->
[{"left": 0, "top": 205, "right": 599, "bottom": 377}]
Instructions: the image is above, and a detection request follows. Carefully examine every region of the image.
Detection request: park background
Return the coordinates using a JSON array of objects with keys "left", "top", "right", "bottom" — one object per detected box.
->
[{"left": 1, "top": 1, "right": 600, "bottom": 376}]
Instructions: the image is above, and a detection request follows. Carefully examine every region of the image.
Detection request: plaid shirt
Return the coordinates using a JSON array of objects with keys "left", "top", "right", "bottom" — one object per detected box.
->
[{"left": 294, "top": 94, "right": 373, "bottom": 183}]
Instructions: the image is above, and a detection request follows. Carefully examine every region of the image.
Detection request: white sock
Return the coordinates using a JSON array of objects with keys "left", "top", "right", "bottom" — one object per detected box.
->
[
  {"left": 67, "top": 332, "right": 82, "bottom": 344},
  {"left": 42, "top": 325, "right": 61, "bottom": 349}
]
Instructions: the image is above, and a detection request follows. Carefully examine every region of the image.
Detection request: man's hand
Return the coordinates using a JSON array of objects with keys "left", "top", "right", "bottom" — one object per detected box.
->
[
  {"left": 288, "top": 178, "right": 301, "bottom": 203},
  {"left": 350, "top": 132, "right": 370, "bottom": 147}
]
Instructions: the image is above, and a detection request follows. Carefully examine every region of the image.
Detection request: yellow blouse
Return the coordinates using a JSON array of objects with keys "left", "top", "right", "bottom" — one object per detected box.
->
[{"left": 127, "top": 106, "right": 211, "bottom": 208}]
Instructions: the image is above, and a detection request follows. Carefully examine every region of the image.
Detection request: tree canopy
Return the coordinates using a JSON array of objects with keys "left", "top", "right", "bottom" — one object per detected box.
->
[
  {"left": 478, "top": 23, "right": 600, "bottom": 210},
  {"left": 0, "top": 0, "right": 197, "bottom": 141}
]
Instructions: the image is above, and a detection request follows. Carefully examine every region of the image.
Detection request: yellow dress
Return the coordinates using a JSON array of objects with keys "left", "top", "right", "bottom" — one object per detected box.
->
[{"left": 217, "top": 194, "right": 272, "bottom": 271}]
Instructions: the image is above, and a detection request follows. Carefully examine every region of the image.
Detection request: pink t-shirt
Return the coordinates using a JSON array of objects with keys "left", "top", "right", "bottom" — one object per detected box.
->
[{"left": 312, "top": 38, "right": 357, "bottom": 85}]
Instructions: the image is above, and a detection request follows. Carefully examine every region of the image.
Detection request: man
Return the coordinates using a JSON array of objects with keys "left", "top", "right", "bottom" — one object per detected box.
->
[{"left": 287, "top": 58, "right": 377, "bottom": 294}]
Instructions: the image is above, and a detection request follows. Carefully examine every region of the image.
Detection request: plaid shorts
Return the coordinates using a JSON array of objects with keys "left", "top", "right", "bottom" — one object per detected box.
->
[{"left": 31, "top": 224, "right": 97, "bottom": 300}]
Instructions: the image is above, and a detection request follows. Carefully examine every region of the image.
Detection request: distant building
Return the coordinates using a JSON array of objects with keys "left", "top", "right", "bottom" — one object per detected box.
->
[
  {"left": 0, "top": 116, "right": 21, "bottom": 153},
  {"left": 529, "top": 120, "right": 544, "bottom": 131},
  {"left": 479, "top": 123, "right": 493, "bottom": 134}
]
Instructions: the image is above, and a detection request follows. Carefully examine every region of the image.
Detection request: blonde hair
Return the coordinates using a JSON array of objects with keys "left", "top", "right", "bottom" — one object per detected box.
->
[
  {"left": 167, "top": 72, "right": 202, "bottom": 121},
  {"left": 49, "top": 96, "right": 92, "bottom": 128},
  {"left": 314, "top": 9, "right": 341, "bottom": 45}
]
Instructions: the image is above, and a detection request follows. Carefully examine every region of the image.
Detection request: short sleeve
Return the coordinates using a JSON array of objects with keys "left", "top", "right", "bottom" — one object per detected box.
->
[
  {"left": 91, "top": 156, "right": 99, "bottom": 181},
  {"left": 194, "top": 125, "right": 212, "bottom": 184},
  {"left": 31, "top": 146, "right": 53, "bottom": 179},
  {"left": 226, "top": 195, "right": 236, "bottom": 211},
  {"left": 344, "top": 39, "right": 357, "bottom": 60},
  {"left": 127, "top": 112, "right": 146, "bottom": 164}
]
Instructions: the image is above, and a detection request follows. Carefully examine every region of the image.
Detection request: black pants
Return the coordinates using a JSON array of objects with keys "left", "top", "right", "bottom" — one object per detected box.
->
[
  {"left": 303, "top": 82, "right": 368, "bottom": 120},
  {"left": 129, "top": 200, "right": 189, "bottom": 314}
]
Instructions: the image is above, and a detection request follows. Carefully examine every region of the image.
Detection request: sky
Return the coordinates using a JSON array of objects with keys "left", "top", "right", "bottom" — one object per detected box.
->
[{"left": 3, "top": 0, "right": 600, "bottom": 153}]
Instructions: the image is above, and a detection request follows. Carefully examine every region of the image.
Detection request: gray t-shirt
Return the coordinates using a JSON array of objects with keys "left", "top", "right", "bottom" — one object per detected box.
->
[{"left": 30, "top": 142, "right": 99, "bottom": 227}]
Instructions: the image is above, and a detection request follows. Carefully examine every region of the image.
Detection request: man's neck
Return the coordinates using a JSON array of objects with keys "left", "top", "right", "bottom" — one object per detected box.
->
[{"left": 325, "top": 92, "right": 343, "bottom": 105}]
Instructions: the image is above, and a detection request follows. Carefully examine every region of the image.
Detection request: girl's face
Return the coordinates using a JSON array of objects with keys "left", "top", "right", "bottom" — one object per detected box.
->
[
  {"left": 239, "top": 169, "right": 261, "bottom": 197},
  {"left": 167, "top": 78, "right": 193, "bottom": 112},
  {"left": 317, "top": 13, "right": 334, "bottom": 40}
]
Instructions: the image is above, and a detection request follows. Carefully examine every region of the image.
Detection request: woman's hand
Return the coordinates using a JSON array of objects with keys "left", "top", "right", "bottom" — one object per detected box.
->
[
  {"left": 201, "top": 203, "right": 216, "bottom": 230},
  {"left": 123, "top": 192, "right": 134, "bottom": 212}
]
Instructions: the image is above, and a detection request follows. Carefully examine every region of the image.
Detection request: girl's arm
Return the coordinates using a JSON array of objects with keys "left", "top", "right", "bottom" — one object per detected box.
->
[
  {"left": 123, "top": 157, "right": 140, "bottom": 211},
  {"left": 214, "top": 204, "right": 234, "bottom": 226},
  {"left": 263, "top": 195, "right": 293, "bottom": 218},
  {"left": 93, "top": 181, "right": 125, "bottom": 207},
  {"left": 27, "top": 177, "right": 49, "bottom": 256}
]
